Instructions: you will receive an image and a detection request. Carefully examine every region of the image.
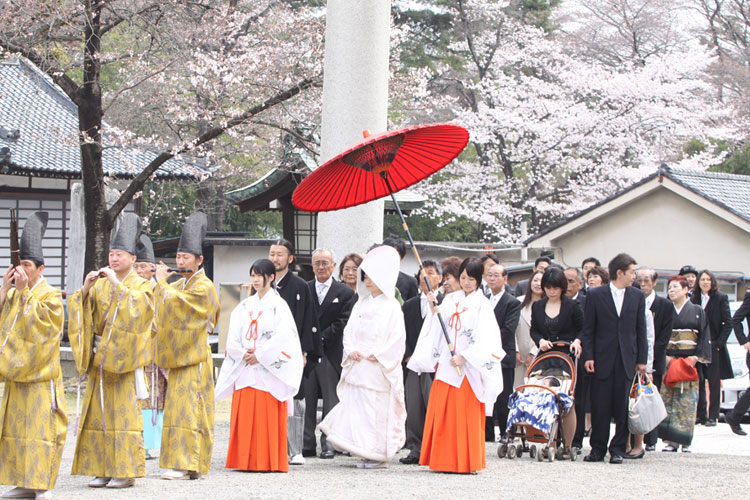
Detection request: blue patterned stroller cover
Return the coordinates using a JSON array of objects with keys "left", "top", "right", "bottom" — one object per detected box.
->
[{"left": 506, "top": 389, "right": 574, "bottom": 434}]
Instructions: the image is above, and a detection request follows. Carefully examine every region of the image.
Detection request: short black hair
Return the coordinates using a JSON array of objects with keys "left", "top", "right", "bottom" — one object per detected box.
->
[
  {"left": 481, "top": 254, "right": 499, "bottom": 265},
  {"left": 535, "top": 256, "right": 552, "bottom": 268},
  {"left": 608, "top": 253, "right": 637, "bottom": 280},
  {"left": 416, "top": 259, "right": 442, "bottom": 281},
  {"left": 382, "top": 236, "right": 406, "bottom": 260},
  {"left": 582, "top": 257, "right": 601, "bottom": 268},
  {"left": 272, "top": 238, "right": 295, "bottom": 257},
  {"left": 250, "top": 258, "right": 277, "bottom": 288},
  {"left": 458, "top": 257, "right": 483, "bottom": 290},
  {"left": 541, "top": 266, "right": 568, "bottom": 294}
]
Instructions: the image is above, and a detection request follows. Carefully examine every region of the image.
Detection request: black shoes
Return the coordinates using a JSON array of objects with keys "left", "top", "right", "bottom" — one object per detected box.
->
[
  {"left": 609, "top": 454, "right": 623, "bottom": 464},
  {"left": 705, "top": 419, "right": 717, "bottom": 427},
  {"left": 399, "top": 454, "right": 420, "bottom": 465},
  {"left": 645, "top": 445, "right": 656, "bottom": 452},
  {"left": 319, "top": 450, "right": 335, "bottom": 459},
  {"left": 623, "top": 450, "right": 645, "bottom": 459},
  {"left": 725, "top": 413, "right": 747, "bottom": 436},
  {"left": 301, "top": 449, "right": 317, "bottom": 458},
  {"left": 583, "top": 452, "right": 604, "bottom": 462}
]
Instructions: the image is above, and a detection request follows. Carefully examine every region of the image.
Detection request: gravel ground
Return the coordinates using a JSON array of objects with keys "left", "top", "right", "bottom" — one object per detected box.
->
[{"left": 2, "top": 384, "right": 749, "bottom": 499}]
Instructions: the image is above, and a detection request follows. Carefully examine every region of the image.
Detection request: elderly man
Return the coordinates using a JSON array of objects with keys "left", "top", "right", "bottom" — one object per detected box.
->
[
  {"left": 565, "top": 267, "right": 586, "bottom": 311},
  {"left": 304, "top": 249, "right": 355, "bottom": 459},
  {"left": 485, "top": 263, "right": 520, "bottom": 442}
]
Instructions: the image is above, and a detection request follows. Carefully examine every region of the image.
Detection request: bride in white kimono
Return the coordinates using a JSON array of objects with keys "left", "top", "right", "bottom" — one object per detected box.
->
[{"left": 317, "top": 245, "right": 407, "bottom": 468}]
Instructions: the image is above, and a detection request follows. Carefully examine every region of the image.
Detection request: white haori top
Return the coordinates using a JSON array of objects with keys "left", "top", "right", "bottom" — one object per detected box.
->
[
  {"left": 408, "top": 288, "right": 505, "bottom": 409},
  {"left": 215, "top": 289, "right": 303, "bottom": 402}
]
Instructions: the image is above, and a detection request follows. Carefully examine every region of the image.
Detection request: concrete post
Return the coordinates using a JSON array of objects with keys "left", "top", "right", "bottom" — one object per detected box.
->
[{"left": 315, "top": 0, "right": 391, "bottom": 260}]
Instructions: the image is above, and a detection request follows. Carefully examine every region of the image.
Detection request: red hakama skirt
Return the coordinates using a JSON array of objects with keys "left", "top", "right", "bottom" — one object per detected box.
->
[
  {"left": 420, "top": 377, "right": 486, "bottom": 473},
  {"left": 226, "top": 387, "right": 288, "bottom": 472}
]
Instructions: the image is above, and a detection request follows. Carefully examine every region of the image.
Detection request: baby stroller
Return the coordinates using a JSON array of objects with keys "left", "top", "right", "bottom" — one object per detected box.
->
[{"left": 498, "top": 342, "right": 577, "bottom": 462}]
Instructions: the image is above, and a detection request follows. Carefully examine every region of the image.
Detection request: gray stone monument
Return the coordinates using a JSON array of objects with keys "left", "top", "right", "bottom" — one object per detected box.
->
[{"left": 315, "top": 0, "right": 391, "bottom": 258}]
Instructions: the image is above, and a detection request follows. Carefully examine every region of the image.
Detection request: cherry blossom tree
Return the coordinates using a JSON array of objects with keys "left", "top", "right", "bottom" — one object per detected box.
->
[
  {"left": 0, "top": 0, "right": 324, "bottom": 271},
  {"left": 397, "top": 0, "right": 726, "bottom": 243}
]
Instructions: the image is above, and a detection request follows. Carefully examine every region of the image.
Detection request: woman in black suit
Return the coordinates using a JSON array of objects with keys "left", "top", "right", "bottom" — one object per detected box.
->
[
  {"left": 529, "top": 267, "right": 583, "bottom": 453},
  {"left": 691, "top": 269, "right": 733, "bottom": 426}
]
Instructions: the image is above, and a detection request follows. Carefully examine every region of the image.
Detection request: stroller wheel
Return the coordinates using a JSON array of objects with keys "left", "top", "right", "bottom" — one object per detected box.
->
[
  {"left": 529, "top": 445, "right": 537, "bottom": 459},
  {"left": 498, "top": 443, "right": 508, "bottom": 458},
  {"left": 516, "top": 444, "right": 523, "bottom": 458},
  {"left": 536, "top": 447, "right": 544, "bottom": 462},
  {"left": 548, "top": 447, "right": 556, "bottom": 462},
  {"left": 570, "top": 448, "right": 577, "bottom": 462},
  {"left": 507, "top": 445, "right": 517, "bottom": 459},
  {"left": 557, "top": 444, "right": 565, "bottom": 458}
]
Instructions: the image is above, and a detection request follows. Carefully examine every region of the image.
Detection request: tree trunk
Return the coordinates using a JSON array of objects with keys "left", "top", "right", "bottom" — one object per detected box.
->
[{"left": 79, "top": 0, "right": 111, "bottom": 272}]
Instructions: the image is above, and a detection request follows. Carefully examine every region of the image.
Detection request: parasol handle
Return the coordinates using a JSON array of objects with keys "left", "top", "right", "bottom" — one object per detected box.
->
[{"left": 383, "top": 176, "right": 462, "bottom": 377}]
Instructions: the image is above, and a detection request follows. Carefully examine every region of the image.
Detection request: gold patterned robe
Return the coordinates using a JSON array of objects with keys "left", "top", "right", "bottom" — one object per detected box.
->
[
  {"left": 68, "top": 271, "right": 154, "bottom": 478},
  {"left": 154, "top": 269, "right": 219, "bottom": 475},
  {"left": 0, "top": 278, "right": 67, "bottom": 490}
]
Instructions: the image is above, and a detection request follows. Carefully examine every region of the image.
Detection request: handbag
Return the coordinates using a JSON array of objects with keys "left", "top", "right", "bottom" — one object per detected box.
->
[
  {"left": 663, "top": 357, "right": 699, "bottom": 387},
  {"left": 628, "top": 373, "right": 668, "bottom": 435}
]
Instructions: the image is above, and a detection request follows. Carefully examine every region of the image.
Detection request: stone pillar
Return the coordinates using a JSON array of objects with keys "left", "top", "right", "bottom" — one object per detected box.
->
[{"left": 315, "top": 0, "right": 391, "bottom": 260}]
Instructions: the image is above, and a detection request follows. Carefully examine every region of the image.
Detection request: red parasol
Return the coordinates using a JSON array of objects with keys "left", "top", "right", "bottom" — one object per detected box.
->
[
  {"left": 292, "top": 123, "right": 469, "bottom": 212},
  {"left": 292, "top": 122, "right": 470, "bottom": 375}
]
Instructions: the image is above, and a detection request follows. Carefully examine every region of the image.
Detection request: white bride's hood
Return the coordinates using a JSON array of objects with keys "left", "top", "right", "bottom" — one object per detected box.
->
[{"left": 357, "top": 245, "right": 400, "bottom": 299}]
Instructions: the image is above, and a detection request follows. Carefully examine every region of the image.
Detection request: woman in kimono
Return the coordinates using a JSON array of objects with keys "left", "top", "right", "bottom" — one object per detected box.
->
[
  {"left": 317, "top": 245, "right": 407, "bottom": 469},
  {"left": 154, "top": 212, "right": 220, "bottom": 480},
  {"left": 658, "top": 275, "right": 711, "bottom": 452},
  {"left": 408, "top": 257, "right": 505, "bottom": 474},
  {"left": 214, "top": 259, "right": 303, "bottom": 472}
]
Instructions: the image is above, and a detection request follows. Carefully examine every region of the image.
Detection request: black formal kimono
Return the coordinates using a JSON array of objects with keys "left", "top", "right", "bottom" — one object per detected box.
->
[
  {"left": 276, "top": 271, "right": 316, "bottom": 397},
  {"left": 581, "top": 284, "right": 647, "bottom": 459},
  {"left": 486, "top": 290, "right": 521, "bottom": 441},
  {"left": 303, "top": 278, "right": 355, "bottom": 455}
]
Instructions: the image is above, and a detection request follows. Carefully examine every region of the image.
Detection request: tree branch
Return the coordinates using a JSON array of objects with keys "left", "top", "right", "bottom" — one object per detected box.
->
[{"left": 107, "top": 77, "right": 317, "bottom": 219}]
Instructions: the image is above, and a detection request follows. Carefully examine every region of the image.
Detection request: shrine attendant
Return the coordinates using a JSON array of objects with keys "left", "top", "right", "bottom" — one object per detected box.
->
[
  {"left": 408, "top": 257, "right": 505, "bottom": 474},
  {"left": 215, "top": 259, "right": 303, "bottom": 472},
  {"left": 317, "top": 245, "right": 407, "bottom": 469}
]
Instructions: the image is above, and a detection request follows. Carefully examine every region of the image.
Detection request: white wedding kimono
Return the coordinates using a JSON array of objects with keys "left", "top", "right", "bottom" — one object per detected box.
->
[
  {"left": 317, "top": 246, "right": 407, "bottom": 462},
  {"left": 408, "top": 289, "right": 505, "bottom": 414},
  {"left": 215, "top": 289, "right": 303, "bottom": 403}
]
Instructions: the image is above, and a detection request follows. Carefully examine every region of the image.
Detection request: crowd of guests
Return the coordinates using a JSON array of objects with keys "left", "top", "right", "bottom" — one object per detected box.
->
[{"left": 1, "top": 212, "right": 749, "bottom": 498}]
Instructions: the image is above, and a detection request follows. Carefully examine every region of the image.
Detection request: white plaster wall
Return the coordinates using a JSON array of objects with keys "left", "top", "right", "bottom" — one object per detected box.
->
[
  {"left": 211, "top": 245, "right": 269, "bottom": 292},
  {"left": 548, "top": 189, "right": 750, "bottom": 276}
]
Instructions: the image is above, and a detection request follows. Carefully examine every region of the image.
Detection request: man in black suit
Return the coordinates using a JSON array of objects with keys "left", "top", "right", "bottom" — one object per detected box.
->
[
  {"left": 400, "top": 260, "right": 443, "bottom": 464},
  {"left": 269, "top": 239, "right": 316, "bottom": 465},
  {"left": 480, "top": 254, "right": 500, "bottom": 296},
  {"left": 303, "top": 249, "right": 355, "bottom": 459},
  {"left": 514, "top": 256, "right": 552, "bottom": 297},
  {"left": 581, "top": 253, "right": 647, "bottom": 464},
  {"left": 726, "top": 291, "right": 750, "bottom": 435},
  {"left": 581, "top": 257, "right": 601, "bottom": 295},
  {"left": 485, "top": 263, "right": 521, "bottom": 442},
  {"left": 636, "top": 268, "right": 674, "bottom": 450},
  {"left": 383, "top": 236, "right": 418, "bottom": 302}
]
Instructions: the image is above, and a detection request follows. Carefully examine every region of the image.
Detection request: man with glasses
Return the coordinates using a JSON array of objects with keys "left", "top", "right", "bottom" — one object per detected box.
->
[{"left": 304, "top": 249, "right": 355, "bottom": 459}]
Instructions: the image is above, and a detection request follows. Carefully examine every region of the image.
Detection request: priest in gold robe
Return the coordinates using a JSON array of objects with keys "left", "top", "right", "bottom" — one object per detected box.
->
[
  {"left": 0, "top": 212, "right": 66, "bottom": 500},
  {"left": 68, "top": 213, "right": 154, "bottom": 489},
  {"left": 153, "top": 212, "right": 219, "bottom": 480}
]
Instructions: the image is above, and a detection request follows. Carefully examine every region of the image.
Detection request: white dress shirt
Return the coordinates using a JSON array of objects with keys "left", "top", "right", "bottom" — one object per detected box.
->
[
  {"left": 610, "top": 282, "right": 626, "bottom": 316},
  {"left": 490, "top": 289, "right": 505, "bottom": 310},
  {"left": 316, "top": 276, "right": 333, "bottom": 305},
  {"left": 701, "top": 293, "right": 710, "bottom": 309},
  {"left": 644, "top": 291, "right": 656, "bottom": 372}
]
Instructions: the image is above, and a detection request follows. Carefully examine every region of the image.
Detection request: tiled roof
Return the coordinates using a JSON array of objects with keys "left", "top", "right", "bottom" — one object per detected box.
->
[
  {"left": 0, "top": 58, "right": 209, "bottom": 179},
  {"left": 667, "top": 167, "right": 750, "bottom": 222},
  {"left": 526, "top": 165, "right": 750, "bottom": 243}
]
